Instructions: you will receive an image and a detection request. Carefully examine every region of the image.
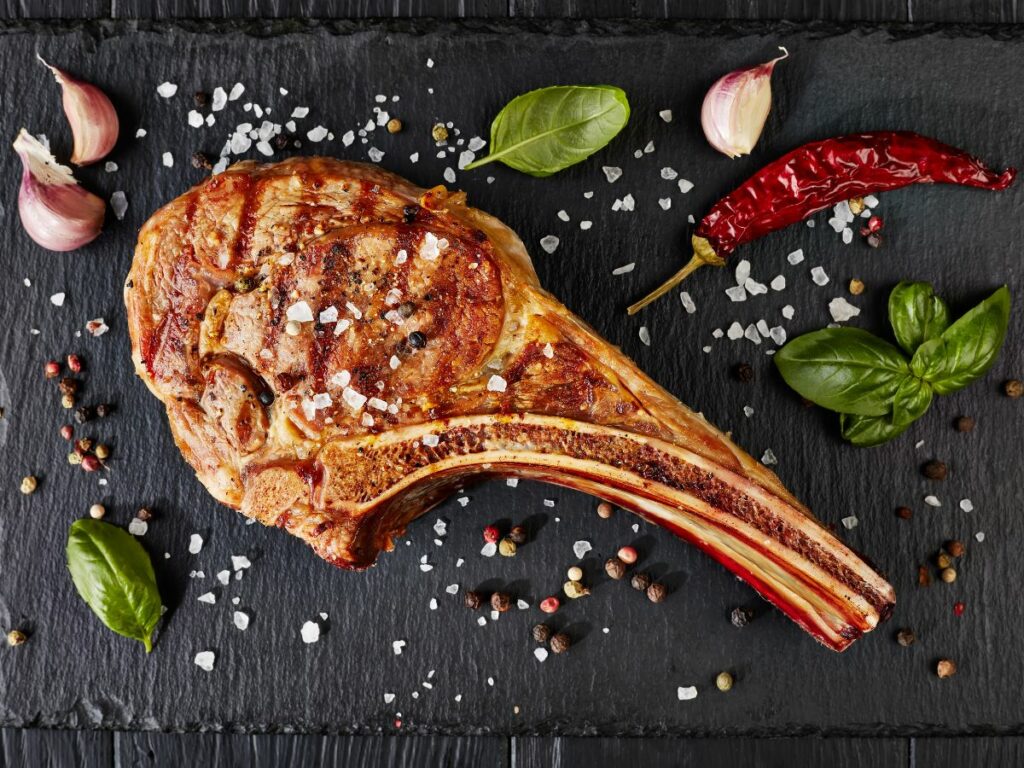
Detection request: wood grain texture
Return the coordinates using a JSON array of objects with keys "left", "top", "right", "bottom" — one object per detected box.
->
[
  {"left": 112, "top": 733, "right": 508, "bottom": 767},
  {"left": 0, "top": 728, "right": 112, "bottom": 768},
  {"left": 512, "top": 736, "right": 908, "bottom": 767}
]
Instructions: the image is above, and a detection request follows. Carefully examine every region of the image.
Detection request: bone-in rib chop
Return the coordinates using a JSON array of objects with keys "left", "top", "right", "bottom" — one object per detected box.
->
[{"left": 125, "top": 158, "right": 894, "bottom": 651}]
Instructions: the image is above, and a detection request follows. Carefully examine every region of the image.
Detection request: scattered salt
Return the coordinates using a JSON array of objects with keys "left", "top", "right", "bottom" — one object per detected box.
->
[
  {"left": 770, "top": 275, "right": 786, "bottom": 291},
  {"left": 960, "top": 499, "right": 974, "bottom": 513},
  {"left": 612, "top": 263, "right": 635, "bottom": 276},
  {"left": 924, "top": 495, "right": 941, "bottom": 507},
  {"left": 49, "top": 292, "right": 65, "bottom": 307},
  {"left": 828, "top": 297, "right": 861, "bottom": 322},
  {"left": 810, "top": 266, "right": 830, "bottom": 286},
  {"left": 233, "top": 611, "right": 249, "bottom": 631},
  {"left": 534, "top": 648, "right": 549, "bottom": 662},
  {"left": 231, "top": 554, "right": 251, "bottom": 570},
  {"left": 761, "top": 448, "right": 778, "bottom": 466},
  {"left": 841, "top": 515, "right": 859, "bottom": 530},
  {"left": 639, "top": 326, "right": 651, "bottom": 346},
  {"left": 194, "top": 651, "right": 215, "bottom": 671},
  {"left": 659, "top": 109, "right": 673, "bottom": 122},
  {"left": 198, "top": 592, "right": 216, "bottom": 605},
  {"left": 111, "top": 191, "right": 128, "bottom": 220},
  {"left": 156, "top": 82, "right": 177, "bottom": 98},
  {"left": 161, "top": 152, "right": 174, "bottom": 168},
  {"left": 677, "top": 179, "right": 694, "bottom": 193},
  {"left": 539, "top": 236, "right": 560, "bottom": 254},
  {"left": 188, "top": 534, "right": 203, "bottom": 554},
  {"left": 128, "top": 518, "right": 148, "bottom": 536},
  {"left": 572, "top": 540, "right": 592, "bottom": 559},
  {"left": 677, "top": 686, "right": 698, "bottom": 701},
  {"left": 301, "top": 621, "right": 320, "bottom": 644},
  {"left": 679, "top": 292, "right": 696, "bottom": 314},
  {"left": 787, "top": 248, "right": 804, "bottom": 265},
  {"left": 602, "top": 166, "right": 622, "bottom": 183},
  {"left": 487, "top": 375, "right": 508, "bottom": 393}
]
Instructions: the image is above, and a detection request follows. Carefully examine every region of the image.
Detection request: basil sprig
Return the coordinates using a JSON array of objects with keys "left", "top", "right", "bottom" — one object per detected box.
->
[
  {"left": 464, "top": 85, "right": 630, "bottom": 177},
  {"left": 67, "top": 518, "right": 162, "bottom": 652},
  {"left": 776, "top": 283, "right": 1010, "bottom": 447}
]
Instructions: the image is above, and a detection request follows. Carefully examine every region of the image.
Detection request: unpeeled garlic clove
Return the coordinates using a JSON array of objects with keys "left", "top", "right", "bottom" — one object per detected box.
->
[
  {"left": 13, "top": 129, "right": 105, "bottom": 252},
  {"left": 38, "top": 55, "right": 119, "bottom": 165},
  {"left": 701, "top": 47, "right": 789, "bottom": 159}
]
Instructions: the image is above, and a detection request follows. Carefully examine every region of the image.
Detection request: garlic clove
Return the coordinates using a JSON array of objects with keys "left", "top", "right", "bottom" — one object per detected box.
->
[
  {"left": 13, "top": 129, "right": 105, "bottom": 252},
  {"left": 701, "top": 47, "right": 789, "bottom": 159},
  {"left": 38, "top": 55, "right": 119, "bottom": 165}
]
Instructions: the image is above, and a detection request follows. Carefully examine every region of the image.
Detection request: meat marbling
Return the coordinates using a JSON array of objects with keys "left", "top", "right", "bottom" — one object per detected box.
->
[{"left": 125, "top": 158, "right": 894, "bottom": 651}]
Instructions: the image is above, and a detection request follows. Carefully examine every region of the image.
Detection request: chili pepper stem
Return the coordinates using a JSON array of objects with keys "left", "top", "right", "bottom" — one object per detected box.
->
[{"left": 627, "top": 255, "right": 706, "bottom": 315}]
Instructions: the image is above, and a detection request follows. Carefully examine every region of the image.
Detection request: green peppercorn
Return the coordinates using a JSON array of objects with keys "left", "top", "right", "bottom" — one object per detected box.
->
[
  {"left": 431, "top": 123, "right": 449, "bottom": 143},
  {"left": 7, "top": 629, "right": 27, "bottom": 647},
  {"left": 715, "top": 671, "right": 734, "bottom": 692},
  {"left": 498, "top": 537, "right": 517, "bottom": 557},
  {"left": 508, "top": 525, "right": 527, "bottom": 545}
]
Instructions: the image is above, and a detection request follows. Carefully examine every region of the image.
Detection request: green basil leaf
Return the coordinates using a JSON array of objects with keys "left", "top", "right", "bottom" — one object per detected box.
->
[
  {"left": 463, "top": 85, "right": 630, "bottom": 177},
  {"left": 66, "top": 518, "right": 162, "bottom": 652},
  {"left": 888, "top": 281, "right": 950, "bottom": 354},
  {"left": 839, "top": 413, "right": 911, "bottom": 447},
  {"left": 890, "top": 376, "right": 933, "bottom": 427},
  {"left": 909, "top": 286, "right": 1011, "bottom": 395},
  {"left": 774, "top": 327, "right": 910, "bottom": 416}
]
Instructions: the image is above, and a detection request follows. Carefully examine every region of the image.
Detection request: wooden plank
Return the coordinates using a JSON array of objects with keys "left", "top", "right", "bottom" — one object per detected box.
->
[
  {"left": 913, "top": 737, "right": 1024, "bottom": 767},
  {"left": 0, "top": 728, "right": 112, "bottom": 768},
  {"left": 113, "top": 733, "right": 508, "bottom": 767},
  {"left": 512, "top": 737, "right": 908, "bottom": 767},
  {"left": 110, "top": 0, "right": 508, "bottom": 18}
]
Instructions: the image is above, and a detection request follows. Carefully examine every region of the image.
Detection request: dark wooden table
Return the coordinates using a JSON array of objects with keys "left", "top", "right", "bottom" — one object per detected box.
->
[{"left": 1, "top": 1, "right": 1021, "bottom": 766}]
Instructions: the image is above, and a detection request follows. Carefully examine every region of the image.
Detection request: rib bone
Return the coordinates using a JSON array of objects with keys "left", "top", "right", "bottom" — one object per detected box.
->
[{"left": 126, "top": 158, "right": 895, "bottom": 651}]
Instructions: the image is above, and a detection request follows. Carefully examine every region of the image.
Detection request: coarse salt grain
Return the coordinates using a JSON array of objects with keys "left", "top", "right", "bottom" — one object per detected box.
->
[
  {"left": 301, "top": 621, "right": 320, "bottom": 644},
  {"left": 128, "top": 518, "right": 148, "bottom": 536},
  {"left": 487, "top": 375, "right": 507, "bottom": 393},
  {"left": 810, "top": 266, "right": 829, "bottom": 286},
  {"left": 580, "top": 221, "right": 592, "bottom": 230},
  {"left": 841, "top": 515, "right": 859, "bottom": 530},
  {"left": 658, "top": 198, "right": 672, "bottom": 210},
  {"left": 602, "top": 166, "right": 622, "bottom": 183},
  {"left": 612, "top": 263, "right": 635, "bottom": 275},
  {"left": 924, "top": 495, "right": 941, "bottom": 507},
  {"left": 233, "top": 611, "right": 249, "bottom": 630},
  {"left": 960, "top": 499, "right": 974, "bottom": 512},
  {"left": 770, "top": 275, "right": 786, "bottom": 291},
  {"left": 787, "top": 248, "right": 804, "bottom": 265},
  {"left": 534, "top": 648, "right": 549, "bottom": 662},
  {"left": 156, "top": 82, "right": 177, "bottom": 98},
  {"left": 422, "top": 434, "right": 439, "bottom": 447},
  {"left": 725, "top": 285, "right": 746, "bottom": 302},
  {"left": 392, "top": 640, "right": 406, "bottom": 655},
  {"left": 660, "top": 167, "right": 678, "bottom": 180},
  {"left": 111, "top": 191, "right": 128, "bottom": 220},
  {"left": 307, "top": 125, "right": 328, "bottom": 142},
  {"left": 828, "top": 297, "right": 861, "bottom": 322},
  {"left": 286, "top": 300, "right": 314, "bottom": 323},
  {"left": 194, "top": 651, "right": 215, "bottom": 671},
  {"left": 50, "top": 292, "right": 65, "bottom": 307},
  {"left": 343, "top": 387, "right": 367, "bottom": 411},
  {"left": 198, "top": 592, "right": 216, "bottom": 604},
  {"left": 572, "top": 540, "right": 592, "bottom": 559},
  {"left": 188, "top": 534, "right": 203, "bottom": 554},
  {"left": 726, "top": 322, "right": 744, "bottom": 340},
  {"left": 539, "top": 236, "right": 559, "bottom": 254},
  {"left": 231, "top": 554, "right": 251, "bottom": 570},
  {"left": 677, "top": 179, "right": 694, "bottom": 194},
  {"left": 659, "top": 109, "right": 673, "bottom": 122},
  {"left": 639, "top": 326, "right": 651, "bottom": 346},
  {"left": 975, "top": 531, "right": 985, "bottom": 542},
  {"left": 761, "top": 448, "right": 778, "bottom": 465},
  {"left": 677, "top": 686, "right": 698, "bottom": 701},
  {"left": 217, "top": 570, "right": 230, "bottom": 585},
  {"left": 481, "top": 541, "right": 497, "bottom": 557},
  {"left": 680, "top": 292, "right": 696, "bottom": 314},
  {"left": 781, "top": 305, "right": 795, "bottom": 320},
  {"left": 162, "top": 152, "right": 174, "bottom": 168}
]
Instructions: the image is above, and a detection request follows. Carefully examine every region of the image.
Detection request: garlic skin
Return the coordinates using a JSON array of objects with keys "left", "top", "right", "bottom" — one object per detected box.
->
[
  {"left": 701, "top": 47, "right": 789, "bottom": 159},
  {"left": 38, "top": 55, "right": 119, "bottom": 165},
  {"left": 13, "top": 129, "right": 105, "bottom": 252}
]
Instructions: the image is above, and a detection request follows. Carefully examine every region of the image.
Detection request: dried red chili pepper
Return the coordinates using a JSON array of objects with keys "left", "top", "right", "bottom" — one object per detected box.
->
[{"left": 629, "top": 131, "right": 1016, "bottom": 313}]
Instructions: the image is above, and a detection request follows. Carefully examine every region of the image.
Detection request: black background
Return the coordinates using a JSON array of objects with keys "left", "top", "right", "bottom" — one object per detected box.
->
[{"left": 1, "top": 2, "right": 1023, "bottom": 766}]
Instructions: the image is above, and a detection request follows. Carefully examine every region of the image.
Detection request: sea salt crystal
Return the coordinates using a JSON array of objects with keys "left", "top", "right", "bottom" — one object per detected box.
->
[
  {"left": 712, "top": 328, "right": 724, "bottom": 338},
  {"left": 286, "top": 300, "right": 314, "bottom": 322},
  {"left": 756, "top": 319, "right": 770, "bottom": 337},
  {"left": 677, "top": 686, "right": 698, "bottom": 701},
  {"left": 539, "top": 236, "right": 560, "bottom": 254},
  {"left": 217, "top": 570, "right": 230, "bottom": 585},
  {"left": 770, "top": 275, "right": 786, "bottom": 291},
  {"left": 810, "top": 266, "right": 829, "bottom": 286},
  {"left": 50, "top": 292, "right": 65, "bottom": 307},
  {"left": 842, "top": 228, "right": 854, "bottom": 245},
  {"left": 619, "top": 194, "right": 635, "bottom": 211},
  {"left": 422, "top": 434, "right": 439, "bottom": 447},
  {"left": 829, "top": 297, "right": 861, "bottom": 322},
  {"left": 392, "top": 640, "right": 406, "bottom": 655},
  {"left": 307, "top": 125, "right": 329, "bottom": 142},
  {"left": 481, "top": 542, "right": 497, "bottom": 557},
  {"left": 660, "top": 167, "right": 678, "bottom": 180},
  {"left": 580, "top": 221, "right": 592, "bottom": 230},
  {"left": 487, "top": 375, "right": 508, "bottom": 393},
  {"left": 534, "top": 648, "right": 549, "bottom": 662},
  {"left": 110, "top": 191, "right": 128, "bottom": 220},
  {"left": 194, "top": 651, "right": 215, "bottom": 671},
  {"left": 231, "top": 555, "right": 251, "bottom": 570},
  {"left": 743, "top": 405, "right": 754, "bottom": 417},
  {"left": 443, "top": 167, "right": 456, "bottom": 183},
  {"left": 677, "top": 179, "right": 694, "bottom": 193},
  {"left": 960, "top": 498, "right": 974, "bottom": 512},
  {"left": 679, "top": 292, "right": 696, "bottom": 314},
  {"left": 543, "top": 343, "right": 554, "bottom": 358},
  {"left": 161, "top": 152, "right": 174, "bottom": 168},
  {"left": 761, "top": 448, "right": 778, "bottom": 465},
  {"left": 658, "top": 198, "right": 672, "bottom": 210},
  {"left": 445, "top": 584, "right": 459, "bottom": 595},
  {"left": 924, "top": 495, "right": 941, "bottom": 507},
  {"left": 975, "top": 531, "right": 985, "bottom": 542},
  {"left": 345, "top": 301, "right": 363, "bottom": 320},
  {"left": 602, "top": 166, "right": 622, "bottom": 183},
  {"left": 228, "top": 82, "right": 245, "bottom": 100},
  {"left": 744, "top": 324, "right": 762, "bottom": 344},
  {"left": 188, "top": 534, "right": 203, "bottom": 554},
  {"left": 639, "top": 326, "right": 651, "bottom": 346},
  {"left": 543, "top": 499, "right": 555, "bottom": 508},
  {"left": 198, "top": 592, "right": 216, "bottom": 605},
  {"left": 343, "top": 387, "right": 367, "bottom": 411},
  {"left": 128, "top": 518, "right": 148, "bottom": 536},
  {"left": 725, "top": 285, "right": 747, "bottom": 302},
  {"left": 187, "top": 110, "right": 203, "bottom": 128},
  {"left": 787, "top": 248, "right": 805, "bottom": 265},
  {"left": 556, "top": 209, "right": 570, "bottom": 223},
  {"left": 726, "top": 322, "right": 744, "bottom": 340},
  {"left": 659, "top": 109, "right": 673, "bottom": 122},
  {"left": 135, "top": 128, "right": 147, "bottom": 138},
  {"left": 745, "top": 278, "right": 768, "bottom": 296},
  {"left": 572, "top": 540, "right": 592, "bottom": 559},
  {"left": 781, "top": 305, "right": 795, "bottom": 320},
  {"left": 828, "top": 217, "right": 847, "bottom": 234},
  {"left": 507, "top": 478, "right": 520, "bottom": 488},
  {"left": 643, "top": 140, "right": 655, "bottom": 153},
  {"left": 156, "top": 81, "right": 177, "bottom": 98},
  {"left": 612, "top": 263, "right": 635, "bottom": 275},
  {"left": 841, "top": 515, "right": 859, "bottom": 530},
  {"left": 769, "top": 326, "right": 787, "bottom": 345},
  {"left": 734, "top": 259, "right": 751, "bottom": 285}
]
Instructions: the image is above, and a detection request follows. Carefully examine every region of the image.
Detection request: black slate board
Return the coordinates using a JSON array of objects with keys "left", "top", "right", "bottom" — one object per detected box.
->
[{"left": 0, "top": 19, "right": 1022, "bottom": 737}]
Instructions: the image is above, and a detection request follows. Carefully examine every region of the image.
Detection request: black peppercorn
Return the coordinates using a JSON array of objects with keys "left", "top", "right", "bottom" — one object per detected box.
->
[
  {"left": 463, "top": 590, "right": 483, "bottom": 610},
  {"left": 258, "top": 390, "right": 274, "bottom": 406},
  {"left": 896, "top": 628, "right": 916, "bottom": 647},
  {"left": 273, "top": 133, "right": 290, "bottom": 151},
  {"left": 733, "top": 363, "right": 754, "bottom": 383},
  {"left": 136, "top": 507, "right": 153, "bottom": 521},
  {"left": 730, "top": 607, "right": 753, "bottom": 628},
  {"left": 508, "top": 525, "right": 527, "bottom": 545},
  {"left": 58, "top": 377, "right": 79, "bottom": 397},
  {"left": 954, "top": 416, "right": 975, "bottom": 433},
  {"left": 398, "top": 302, "right": 416, "bottom": 319},
  {"left": 73, "top": 406, "right": 93, "bottom": 424},
  {"left": 193, "top": 90, "right": 209, "bottom": 108},
  {"left": 896, "top": 506, "right": 913, "bottom": 520},
  {"left": 95, "top": 403, "right": 112, "bottom": 419},
  {"left": 191, "top": 151, "right": 213, "bottom": 170},
  {"left": 604, "top": 557, "right": 626, "bottom": 580},
  {"left": 407, "top": 331, "right": 427, "bottom": 349},
  {"left": 490, "top": 592, "right": 511, "bottom": 613},
  {"left": 550, "top": 632, "right": 571, "bottom": 654},
  {"left": 630, "top": 572, "right": 651, "bottom": 592},
  {"left": 922, "top": 460, "right": 948, "bottom": 481},
  {"left": 646, "top": 582, "right": 668, "bottom": 603},
  {"left": 402, "top": 205, "right": 419, "bottom": 223},
  {"left": 946, "top": 540, "right": 965, "bottom": 558},
  {"left": 532, "top": 623, "right": 551, "bottom": 644}
]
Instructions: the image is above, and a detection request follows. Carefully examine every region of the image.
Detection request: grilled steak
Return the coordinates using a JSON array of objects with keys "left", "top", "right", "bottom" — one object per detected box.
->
[{"left": 126, "top": 158, "right": 894, "bottom": 650}]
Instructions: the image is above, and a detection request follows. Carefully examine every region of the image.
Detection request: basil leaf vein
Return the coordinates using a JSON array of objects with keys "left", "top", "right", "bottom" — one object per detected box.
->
[
  {"left": 839, "top": 413, "right": 912, "bottom": 447},
  {"left": 66, "top": 518, "right": 162, "bottom": 652},
  {"left": 888, "top": 281, "right": 950, "bottom": 355},
  {"left": 464, "top": 85, "right": 630, "bottom": 177},
  {"left": 909, "top": 286, "right": 1011, "bottom": 395},
  {"left": 774, "top": 327, "right": 910, "bottom": 416}
]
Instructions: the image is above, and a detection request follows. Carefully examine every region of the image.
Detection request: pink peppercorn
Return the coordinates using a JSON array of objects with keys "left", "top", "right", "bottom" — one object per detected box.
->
[
  {"left": 540, "top": 596, "right": 560, "bottom": 614},
  {"left": 953, "top": 601, "right": 965, "bottom": 617},
  {"left": 483, "top": 525, "right": 500, "bottom": 544},
  {"left": 44, "top": 361, "right": 60, "bottom": 379},
  {"left": 617, "top": 546, "right": 638, "bottom": 565},
  {"left": 66, "top": 354, "right": 83, "bottom": 373},
  {"left": 81, "top": 455, "right": 102, "bottom": 472},
  {"left": 867, "top": 215, "right": 883, "bottom": 233},
  {"left": 60, "top": 425, "right": 74, "bottom": 440}
]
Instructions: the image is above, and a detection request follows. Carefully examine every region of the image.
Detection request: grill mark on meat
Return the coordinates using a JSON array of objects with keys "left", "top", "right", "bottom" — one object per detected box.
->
[
  {"left": 232, "top": 175, "right": 264, "bottom": 267},
  {"left": 309, "top": 239, "right": 350, "bottom": 393}
]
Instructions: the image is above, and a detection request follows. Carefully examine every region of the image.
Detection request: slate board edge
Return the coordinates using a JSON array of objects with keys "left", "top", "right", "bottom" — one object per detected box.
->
[{"left": 2, "top": 17, "right": 1022, "bottom": 739}]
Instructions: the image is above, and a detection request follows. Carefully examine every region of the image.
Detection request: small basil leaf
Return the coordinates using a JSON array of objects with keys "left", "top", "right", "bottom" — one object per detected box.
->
[
  {"left": 66, "top": 518, "right": 162, "bottom": 652},
  {"left": 839, "top": 413, "right": 911, "bottom": 447},
  {"left": 909, "top": 286, "right": 1011, "bottom": 395},
  {"left": 463, "top": 85, "right": 630, "bottom": 177},
  {"left": 774, "top": 327, "right": 910, "bottom": 416},
  {"left": 890, "top": 376, "right": 933, "bottom": 427},
  {"left": 888, "top": 281, "right": 950, "bottom": 355}
]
